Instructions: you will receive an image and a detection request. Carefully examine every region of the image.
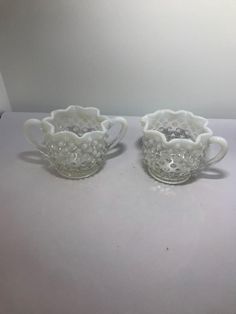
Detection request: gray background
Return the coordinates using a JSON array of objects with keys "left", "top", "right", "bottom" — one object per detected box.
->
[
  {"left": 0, "top": 112, "right": 236, "bottom": 314},
  {"left": 0, "top": 0, "right": 236, "bottom": 117}
]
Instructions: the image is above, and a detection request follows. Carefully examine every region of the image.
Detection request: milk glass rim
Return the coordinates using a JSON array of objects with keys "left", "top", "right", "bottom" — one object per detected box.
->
[
  {"left": 141, "top": 109, "right": 213, "bottom": 146},
  {"left": 40, "top": 105, "right": 110, "bottom": 140}
]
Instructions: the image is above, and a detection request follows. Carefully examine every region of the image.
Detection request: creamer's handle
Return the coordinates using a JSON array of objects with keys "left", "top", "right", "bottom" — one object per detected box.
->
[
  {"left": 24, "top": 119, "right": 46, "bottom": 153},
  {"left": 106, "top": 117, "right": 128, "bottom": 149},
  {"left": 205, "top": 136, "right": 228, "bottom": 166}
]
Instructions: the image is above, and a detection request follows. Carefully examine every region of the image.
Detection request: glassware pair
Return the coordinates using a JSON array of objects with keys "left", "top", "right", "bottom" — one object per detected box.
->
[{"left": 24, "top": 106, "right": 228, "bottom": 184}]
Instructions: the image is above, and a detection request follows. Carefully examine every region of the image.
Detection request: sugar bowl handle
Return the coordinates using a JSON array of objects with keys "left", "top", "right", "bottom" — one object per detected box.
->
[
  {"left": 106, "top": 117, "right": 128, "bottom": 149},
  {"left": 205, "top": 136, "right": 228, "bottom": 166},
  {"left": 24, "top": 119, "right": 47, "bottom": 154}
]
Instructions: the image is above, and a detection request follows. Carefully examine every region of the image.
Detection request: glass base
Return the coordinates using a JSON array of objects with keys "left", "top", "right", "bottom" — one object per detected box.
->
[
  {"left": 54, "top": 163, "right": 103, "bottom": 179},
  {"left": 147, "top": 166, "right": 191, "bottom": 185}
]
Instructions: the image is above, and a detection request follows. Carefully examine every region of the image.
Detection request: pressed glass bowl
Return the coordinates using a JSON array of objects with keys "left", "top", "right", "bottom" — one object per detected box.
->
[
  {"left": 24, "top": 106, "right": 127, "bottom": 178},
  {"left": 141, "top": 110, "right": 228, "bottom": 184}
]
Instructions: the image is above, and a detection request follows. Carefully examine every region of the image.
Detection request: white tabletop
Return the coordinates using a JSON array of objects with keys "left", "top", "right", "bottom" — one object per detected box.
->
[{"left": 0, "top": 112, "right": 236, "bottom": 314}]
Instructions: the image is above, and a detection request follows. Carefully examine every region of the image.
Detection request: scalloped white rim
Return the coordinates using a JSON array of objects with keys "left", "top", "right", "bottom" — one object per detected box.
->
[
  {"left": 41, "top": 105, "right": 110, "bottom": 140},
  {"left": 141, "top": 109, "right": 213, "bottom": 146}
]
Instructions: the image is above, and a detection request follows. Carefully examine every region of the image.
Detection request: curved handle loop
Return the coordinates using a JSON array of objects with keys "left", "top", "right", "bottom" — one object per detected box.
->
[
  {"left": 205, "top": 136, "right": 228, "bottom": 166},
  {"left": 24, "top": 119, "right": 46, "bottom": 153},
  {"left": 106, "top": 117, "right": 128, "bottom": 149}
]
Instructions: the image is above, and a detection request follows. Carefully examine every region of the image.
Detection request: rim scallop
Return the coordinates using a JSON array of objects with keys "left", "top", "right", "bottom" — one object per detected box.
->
[
  {"left": 141, "top": 109, "right": 213, "bottom": 146},
  {"left": 41, "top": 105, "right": 110, "bottom": 140}
]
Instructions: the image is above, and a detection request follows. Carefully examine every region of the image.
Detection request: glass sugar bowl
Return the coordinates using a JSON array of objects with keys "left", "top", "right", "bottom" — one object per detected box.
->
[{"left": 24, "top": 106, "right": 128, "bottom": 178}]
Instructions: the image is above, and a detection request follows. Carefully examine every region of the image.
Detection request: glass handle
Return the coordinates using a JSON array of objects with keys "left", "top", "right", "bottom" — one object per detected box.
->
[
  {"left": 106, "top": 117, "right": 128, "bottom": 149},
  {"left": 205, "top": 136, "right": 228, "bottom": 166},
  {"left": 24, "top": 119, "right": 47, "bottom": 154}
]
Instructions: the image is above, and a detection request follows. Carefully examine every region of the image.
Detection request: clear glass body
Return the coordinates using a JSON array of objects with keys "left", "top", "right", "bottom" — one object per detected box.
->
[{"left": 141, "top": 110, "right": 226, "bottom": 184}]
